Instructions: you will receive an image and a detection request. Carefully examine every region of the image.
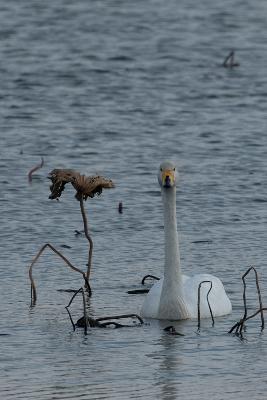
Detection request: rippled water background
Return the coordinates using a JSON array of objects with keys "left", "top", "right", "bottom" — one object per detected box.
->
[{"left": 1, "top": 0, "right": 267, "bottom": 398}]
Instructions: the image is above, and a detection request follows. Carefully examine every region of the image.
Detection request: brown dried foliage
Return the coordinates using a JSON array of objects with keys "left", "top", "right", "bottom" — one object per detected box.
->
[{"left": 48, "top": 168, "right": 114, "bottom": 200}]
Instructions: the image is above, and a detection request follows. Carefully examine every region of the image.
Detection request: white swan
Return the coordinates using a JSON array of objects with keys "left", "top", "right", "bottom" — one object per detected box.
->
[{"left": 141, "top": 161, "right": 232, "bottom": 320}]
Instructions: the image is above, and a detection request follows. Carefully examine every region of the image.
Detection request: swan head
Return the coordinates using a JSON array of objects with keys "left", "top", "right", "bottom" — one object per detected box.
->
[{"left": 158, "top": 161, "right": 177, "bottom": 189}]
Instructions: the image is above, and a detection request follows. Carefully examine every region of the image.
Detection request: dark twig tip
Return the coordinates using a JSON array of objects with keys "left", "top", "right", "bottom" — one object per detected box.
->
[
  {"left": 28, "top": 157, "right": 45, "bottom": 183},
  {"left": 141, "top": 274, "right": 160, "bottom": 285}
]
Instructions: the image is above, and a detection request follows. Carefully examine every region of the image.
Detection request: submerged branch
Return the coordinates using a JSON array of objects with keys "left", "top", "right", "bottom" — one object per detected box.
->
[{"left": 71, "top": 312, "right": 144, "bottom": 331}]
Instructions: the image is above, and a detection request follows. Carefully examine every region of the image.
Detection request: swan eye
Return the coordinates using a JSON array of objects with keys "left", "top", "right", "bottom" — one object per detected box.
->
[
  {"left": 173, "top": 168, "right": 175, "bottom": 171},
  {"left": 160, "top": 168, "right": 163, "bottom": 171}
]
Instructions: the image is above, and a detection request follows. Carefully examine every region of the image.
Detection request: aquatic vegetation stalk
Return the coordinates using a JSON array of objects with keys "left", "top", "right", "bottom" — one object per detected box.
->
[
  {"left": 241, "top": 266, "right": 264, "bottom": 330},
  {"left": 79, "top": 198, "right": 93, "bottom": 281},
  {"left": 197, "top": 280, "right": 214, "bottom": 330},
  {"left": 65, "top": 287, "right": 88, "bottom": 334},
  {"left": 229, "top": 266, "right": 266, "bottom": 336}
]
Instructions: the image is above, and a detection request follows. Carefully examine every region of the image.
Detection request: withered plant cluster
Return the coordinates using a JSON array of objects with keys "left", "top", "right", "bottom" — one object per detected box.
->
[
  {"left": 29, "top": 168, "right": 114, "bottom": 304},
  {"left": 28, "top": 168, "right": 144, "bottom": 331}
]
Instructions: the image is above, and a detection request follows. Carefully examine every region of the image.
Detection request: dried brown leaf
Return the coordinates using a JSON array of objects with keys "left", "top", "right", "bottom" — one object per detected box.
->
[{"left": 48, "top": 169, "right": 114, "bottom": 200}]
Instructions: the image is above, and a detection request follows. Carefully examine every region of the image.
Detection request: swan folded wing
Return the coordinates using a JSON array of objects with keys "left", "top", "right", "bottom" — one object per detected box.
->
[
  {"left": 183, "top": 273, "right": 232, "bottom": 318},
  {"left": 140, "top": 279, "right": 163, "bottom": 318}
]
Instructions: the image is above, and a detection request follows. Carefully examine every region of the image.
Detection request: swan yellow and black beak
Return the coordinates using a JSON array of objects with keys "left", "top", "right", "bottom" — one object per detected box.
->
[{"left": 162, "top": 169, "right": 175, "bottom": 188}]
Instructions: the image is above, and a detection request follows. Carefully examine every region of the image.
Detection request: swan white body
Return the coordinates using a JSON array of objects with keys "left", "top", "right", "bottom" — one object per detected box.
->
[{"left": 141, "top": 161, "right": 232, "bottom": 320}]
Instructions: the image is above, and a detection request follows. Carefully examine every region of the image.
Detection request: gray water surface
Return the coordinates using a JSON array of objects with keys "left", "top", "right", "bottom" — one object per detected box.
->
[{"left": 1, "top": 0, "right": 267, "bottom": 399}]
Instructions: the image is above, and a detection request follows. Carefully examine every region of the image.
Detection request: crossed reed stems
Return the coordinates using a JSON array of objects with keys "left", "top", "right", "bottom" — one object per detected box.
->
[{"left": 229, "top": 266, "right": 266, "bottom": 337}]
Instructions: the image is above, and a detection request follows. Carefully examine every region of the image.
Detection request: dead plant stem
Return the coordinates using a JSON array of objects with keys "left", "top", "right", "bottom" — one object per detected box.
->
[{"left": 79, "top": 198, "right": 93, "bottom": 281}]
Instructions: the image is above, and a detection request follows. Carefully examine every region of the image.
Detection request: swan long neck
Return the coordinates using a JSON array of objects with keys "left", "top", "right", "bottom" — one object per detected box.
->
[
  {"left": 162, "top": 186, "right": 182, "bottom": 286},
  {"left": 158, "top": 185, "right": 190, "bottom": 319}
]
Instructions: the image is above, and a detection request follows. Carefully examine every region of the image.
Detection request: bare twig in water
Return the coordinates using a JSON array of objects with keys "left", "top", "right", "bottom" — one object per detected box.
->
[
  {"left": 229, "top": 266, "right": 265, "bottom": 336},
  {"left": 127, "top": 274, "right": 160, "bottom": 294},
  {"left": 28, "top": 157, "right": 44, "bottom": 183},
  {"left": 28, "top": 243, "right": 91, "bottom": 306},
  {"left": 223, "top": 50, "right": 240, "bottom": 68},
  {"left": 141, "top": 274, "right": 160, "bottom": 285},
  {"left": 241, "top": 266, "right": 264, "bottom": 330},
  {"left": 197, "top": 280, "right": 214, "bottom": 330}
]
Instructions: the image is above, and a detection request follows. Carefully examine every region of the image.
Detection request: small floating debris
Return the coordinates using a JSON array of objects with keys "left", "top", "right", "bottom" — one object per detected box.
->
[
  {"left": 60, "top": 244, "right": 72, "bottom": 249},
  {"left": 253, "top": 198, "right": 267, "bottom": 203},
  {"left": 192, "top": 239, "right": 213, "bottom": 244},
  {"left": 74, "top": 229, "right": 84, "bottom": 236},
  {"left": 118, "top": 202, "right": 123, "bottom": 213},
  {"left": 127, "top": 289, "right": 150, "bottom": 294},
  {"left": 164, "top": 326, "right": 184, "bottom": 336},
  {"left": 28, "top": 157, "right": 44, "bottom": 183},
  {"left": 223, "top": 51, "right": 240, "bottom": 68}
]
